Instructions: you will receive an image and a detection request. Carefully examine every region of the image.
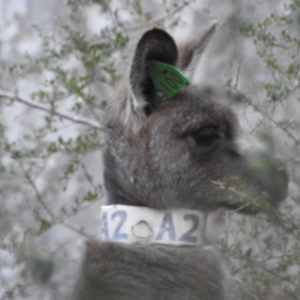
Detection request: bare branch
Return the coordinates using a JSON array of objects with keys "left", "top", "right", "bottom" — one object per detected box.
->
[
  {"left": 18, "top": 161, "right": 55, "bottom": 221},
  {"left": 118, "top": 0, "right": 196, "bottom": 33},
  {"left": 229, "top": 87, "right": 300, "bottom": 145},
  {"left": 63, "top": 223, "right": 93, "bottom": 239},
  {"left": 0, "top": 90, "right": 103, "bottom": 130}
]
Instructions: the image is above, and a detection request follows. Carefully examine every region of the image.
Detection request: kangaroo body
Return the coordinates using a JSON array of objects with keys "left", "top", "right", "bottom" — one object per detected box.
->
[{"left": 73, "top": 25, "right": 288, "bottom": 300}]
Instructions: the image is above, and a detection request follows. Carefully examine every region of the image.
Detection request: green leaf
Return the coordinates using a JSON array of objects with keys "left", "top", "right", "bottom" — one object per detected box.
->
[
  {"left": 84, "top": 191, "right": 98, "bottom": 201},
  {"left": 39, "top": 218, "right": 51, "bottom": 233},
  {"left": 116, "top": 34, "right": 129, "bottom": 47},
  {"left": 47, "top": 143, "right": 57, "bottom": 153},
  {"left": 134, "top": 0, "right": 143, "bottom": 15},
  {"left": 245, "top": 248, "right": 252, "bottom": 259}
]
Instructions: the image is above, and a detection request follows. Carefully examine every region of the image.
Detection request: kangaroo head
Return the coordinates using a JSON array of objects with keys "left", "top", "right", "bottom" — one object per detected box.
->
[{"left": 103, "top": 24, "right": 288, "bottom": 213}]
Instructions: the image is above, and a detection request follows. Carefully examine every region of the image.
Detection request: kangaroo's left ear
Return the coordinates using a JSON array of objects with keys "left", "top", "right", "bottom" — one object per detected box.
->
[
  {"left": 177, "top": 23, "right": 217, "bottom": 82},
  {"left": 129, "top": 28, "right": 178, "bottom": 116}
]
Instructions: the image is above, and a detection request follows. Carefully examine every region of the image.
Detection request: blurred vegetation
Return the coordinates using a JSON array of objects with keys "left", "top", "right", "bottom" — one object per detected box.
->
[{"left": 0, "top": 0, "right": 299, "bottom": 299}]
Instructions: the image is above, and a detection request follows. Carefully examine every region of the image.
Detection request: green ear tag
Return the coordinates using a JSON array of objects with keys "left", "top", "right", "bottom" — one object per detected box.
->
[{"left": 149, "top": 60, "right": 189, "bottom": 99}]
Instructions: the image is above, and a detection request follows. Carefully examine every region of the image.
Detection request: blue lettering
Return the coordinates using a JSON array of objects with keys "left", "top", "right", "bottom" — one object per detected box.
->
[
  {"left": 156, "top": 212, "right": 176, "bottom": 241},
  {"left": 111, "top": 210, "right": 128, "bottom": 240},
  {"left": 179, "top": 214, "right": 199, "bottom": 244},
  {"left": 101, "top": 212, "right": 109, "bottom": 239}
]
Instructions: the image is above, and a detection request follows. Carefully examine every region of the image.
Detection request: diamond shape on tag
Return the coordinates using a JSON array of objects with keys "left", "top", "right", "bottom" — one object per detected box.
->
[{"left": 131, "top": 221, "right": 153, "bottom": 241}]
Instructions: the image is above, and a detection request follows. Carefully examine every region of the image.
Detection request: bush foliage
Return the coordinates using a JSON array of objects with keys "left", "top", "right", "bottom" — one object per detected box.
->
[{"left": 0, "top": 0, "right": 299, "bottom": 299}]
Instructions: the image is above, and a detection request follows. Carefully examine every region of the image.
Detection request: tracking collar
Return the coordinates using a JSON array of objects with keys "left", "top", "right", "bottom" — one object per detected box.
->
[{"left": 100, "top": 205, "right": 204, "bottom": 246}]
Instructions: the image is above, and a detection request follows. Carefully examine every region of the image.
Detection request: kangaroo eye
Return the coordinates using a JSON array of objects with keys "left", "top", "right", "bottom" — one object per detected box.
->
[{"left": 192, "top": 126, "right": 219, "bottom": 146}]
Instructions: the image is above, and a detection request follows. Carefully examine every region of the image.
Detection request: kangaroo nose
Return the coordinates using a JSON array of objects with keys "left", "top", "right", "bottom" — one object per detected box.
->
[{"left": 246, "top": 153, "right": 289, "bottom": 206}]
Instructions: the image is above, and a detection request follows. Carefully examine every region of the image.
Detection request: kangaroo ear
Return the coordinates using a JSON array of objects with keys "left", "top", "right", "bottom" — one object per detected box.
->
[
  {"left": 177, "top": 23, "right": 216, "bottom": 82},
  {"left": 129, "top": 28, "right": 178, "bottom": 116}
]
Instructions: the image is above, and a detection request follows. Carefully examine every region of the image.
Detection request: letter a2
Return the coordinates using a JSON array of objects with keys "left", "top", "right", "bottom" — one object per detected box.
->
[
  {"left": 101, "top": 212, "right": 109, "bottom": 239},
  {"left": 156, "top": 212, "right": 176, "bottom": 241}
]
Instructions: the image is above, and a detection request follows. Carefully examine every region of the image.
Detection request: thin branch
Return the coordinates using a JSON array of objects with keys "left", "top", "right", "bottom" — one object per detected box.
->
[
  {"left": 229, "top": 86, "right": 300, "bottom": 145},
  {"left": 18, "top": 162, "right": 55, "bottom": 221},
  {"left": 63, "top": 223, "right": 93, "bottom": 239},
  {"left": 253, "top": 259, "right": 299, "bottom": 288},
  {"left": 234, "top": 59, "right": 242, "bottom": 89},
  {"left": 0, "top": 90, "right": 103, "bottom": 130},
  {"left": 124, "top": 0, "right": 196, "bottom": 32}
]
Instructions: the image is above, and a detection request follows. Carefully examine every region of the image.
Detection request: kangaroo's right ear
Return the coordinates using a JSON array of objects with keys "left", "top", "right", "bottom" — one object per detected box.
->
[
  {"left": 177, "top": 23, "right": 216, "bottom": 82},
  {"left": 128, "top": 29, "right": 178, "bottom": 117}
]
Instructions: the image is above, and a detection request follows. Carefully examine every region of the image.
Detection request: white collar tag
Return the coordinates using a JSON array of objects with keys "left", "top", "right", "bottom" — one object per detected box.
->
[{"left": 100, "top": 205, "right": 204, "bottom": 246}]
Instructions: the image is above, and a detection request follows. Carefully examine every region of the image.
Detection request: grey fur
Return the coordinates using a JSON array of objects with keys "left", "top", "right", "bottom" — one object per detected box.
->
[{"left": 73, "top": 25, "right": 288, "bottom": 300}]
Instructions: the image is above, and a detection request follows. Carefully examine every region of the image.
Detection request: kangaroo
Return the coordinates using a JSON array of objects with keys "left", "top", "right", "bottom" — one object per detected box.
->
[{"left": 72, "top": 24, "right": 288, "bottom": 300}]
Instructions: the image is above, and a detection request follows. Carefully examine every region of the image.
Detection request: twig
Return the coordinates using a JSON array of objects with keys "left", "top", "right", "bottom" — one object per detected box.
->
[
  {"left": 229, "top": 86, "right": 300, "bottom": 145},
  {"left": 63, "top": 223, "right": 93, "bottom": 239},
  {"left": 253, "top": 259, "right": 298, "bottom": 288},
  {"left": 124, "top": 0, "right": 196, "bottom": 32},
  {"left": 0, "top": 90, "right": 103, "bottom": 130},
  {"left": 18, "top": 161, "right": 55, "bottom": 221},
  {"left": 234, "top": 59, "right": 242, "bottom": 89}
]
